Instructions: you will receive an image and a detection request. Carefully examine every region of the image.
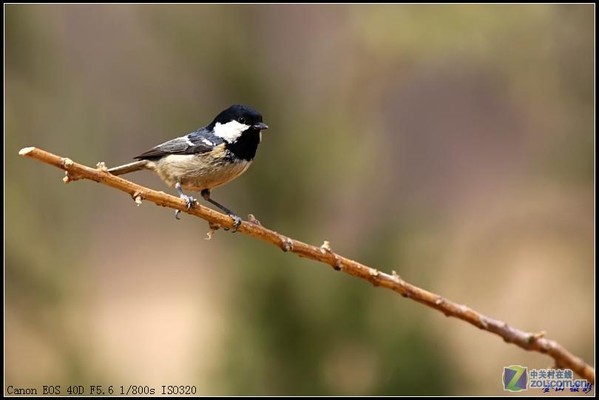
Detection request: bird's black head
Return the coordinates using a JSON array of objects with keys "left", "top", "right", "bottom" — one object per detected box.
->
[
  {"left": 211, "top": 104, "right": 268, "bottom": 137},
  {"left": 211, "top": 104, "right": 268, "bottom": 161}
]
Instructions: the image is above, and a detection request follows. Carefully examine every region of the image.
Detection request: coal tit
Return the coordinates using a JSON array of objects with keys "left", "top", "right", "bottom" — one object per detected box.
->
[{"left": 108, "top": 104, "right": 269, "bottom": 227}]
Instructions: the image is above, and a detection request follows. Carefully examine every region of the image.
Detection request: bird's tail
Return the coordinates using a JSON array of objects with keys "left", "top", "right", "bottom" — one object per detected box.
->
[{"left": 107, "top": 160, "right": 151, "bottom": 176}]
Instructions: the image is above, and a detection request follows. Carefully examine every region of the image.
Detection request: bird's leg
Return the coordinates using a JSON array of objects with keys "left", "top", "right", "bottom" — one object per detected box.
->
[
  {"left": 201, "top": 189, "right": 242, "bottom": 231},
  {"left": 174, "top": 182, "right": 197, "bottom": 220}
]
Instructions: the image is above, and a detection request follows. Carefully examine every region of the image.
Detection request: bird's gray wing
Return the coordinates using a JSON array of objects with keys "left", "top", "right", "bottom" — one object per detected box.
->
[{"left": 134, "top": 128, "right": 223, "bottom": 161}]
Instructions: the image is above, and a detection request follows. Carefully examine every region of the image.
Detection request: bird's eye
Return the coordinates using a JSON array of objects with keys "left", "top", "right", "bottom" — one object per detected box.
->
[{"left": 238, "top": 116, "right": 246, "bottom": 124}]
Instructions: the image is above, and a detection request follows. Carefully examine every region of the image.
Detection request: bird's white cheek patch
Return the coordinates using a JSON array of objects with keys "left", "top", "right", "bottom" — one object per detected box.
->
[{"left": 213, "top": 121, "right": 250, "bottom": 143}]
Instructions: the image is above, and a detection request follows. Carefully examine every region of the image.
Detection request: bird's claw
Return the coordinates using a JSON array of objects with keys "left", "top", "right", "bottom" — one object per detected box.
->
[
  {"left": 183, "top": 195, "right": 197, "bottom": 209},
  {"left": 223, "top": 214, "right": 242, "bottom": 232},
  {"left": 174, "top": 194, "right": 197, "bottom": 220}
]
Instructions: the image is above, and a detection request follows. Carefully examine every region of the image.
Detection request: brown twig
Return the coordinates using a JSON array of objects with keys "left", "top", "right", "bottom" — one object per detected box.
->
[{"left": 19, "top": 146, "right": 595, "bottom": 384}]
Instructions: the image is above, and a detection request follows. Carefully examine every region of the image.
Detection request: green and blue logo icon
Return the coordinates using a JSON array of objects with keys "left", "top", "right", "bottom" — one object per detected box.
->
[{"left": 503, "top": 365, "right": 528, "bottom": 392}]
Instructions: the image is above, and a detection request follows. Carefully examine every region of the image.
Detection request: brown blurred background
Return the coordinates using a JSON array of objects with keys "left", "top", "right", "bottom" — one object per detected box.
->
[{"left": 5, "top": 4, "right": 594, "bottom": 396}]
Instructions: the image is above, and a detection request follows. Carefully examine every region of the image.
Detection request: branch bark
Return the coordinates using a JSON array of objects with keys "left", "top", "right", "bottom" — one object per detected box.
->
[{"left": 19, "top": 146, "right": 595, "bottom": 384}]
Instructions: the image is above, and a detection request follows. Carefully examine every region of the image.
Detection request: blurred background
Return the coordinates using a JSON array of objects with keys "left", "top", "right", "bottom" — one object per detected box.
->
[{"left": 5, "top": 4, "right": 594, "bottom": 396}]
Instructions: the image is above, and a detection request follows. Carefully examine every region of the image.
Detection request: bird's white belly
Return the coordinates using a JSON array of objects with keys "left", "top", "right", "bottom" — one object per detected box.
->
[{"left": 154, "top": 153, "right": 251, "bottom": 192}]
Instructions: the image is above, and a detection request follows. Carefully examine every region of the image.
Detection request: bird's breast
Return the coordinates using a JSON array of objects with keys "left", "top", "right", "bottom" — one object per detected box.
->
[{"left": 154, "top": 146, "right": 252, "bottom": 191}]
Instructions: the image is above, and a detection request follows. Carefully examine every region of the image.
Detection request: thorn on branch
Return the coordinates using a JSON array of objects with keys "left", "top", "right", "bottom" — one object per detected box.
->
[
  {"left": 320, "top": 240, "right": 332, "bottom": 254},
  {"left": 278, "top": 235, "right": 293, "bottom": 252},
  {"left": 319, "top": 240, "right": 342, "bottom": 271},
  {"left": 247, "top": 214, "right": 261, "bottom": 225},
  {"left": 529, "top": 330, "right": 547, "bottom": 343},
  {"left": 63, "top": 171, "right": 82, "bottom": 183},
  {"left": 502, "top": 329, "right": 513, "bottom": 343},
  {"left": 332, "top": 256, "right": 342, "bottom": 271},
  {"left": 132, "top": 191, "right": 144, "bottom": 206},
  {"left": 478, "top": 318, "right": 489, "bottom": 330},
  {"left": 206, "top": 221, "right": 222, "bottom": 240},
  {"left": 62, "top": 158, "right": 84, "bottom": 183},
  {"left": 535, "top": 330, "right": 547, "bottom": 339},
  {"left": 62, "top": 157, "right": 73, "bottom": 168},
  {"left": 208, "top": 221, "right": 221, "bottom": 230},
  {"left": 369, "top": 269, "right": 380, "bottom": 286}
]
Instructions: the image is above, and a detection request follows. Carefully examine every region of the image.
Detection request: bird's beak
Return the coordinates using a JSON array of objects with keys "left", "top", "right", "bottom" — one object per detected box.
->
[{"left": 253, "top": 122, "right": 269, "bottom": 130}]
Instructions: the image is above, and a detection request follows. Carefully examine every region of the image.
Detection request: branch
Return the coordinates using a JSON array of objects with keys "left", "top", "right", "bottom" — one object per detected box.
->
[{"left": 19, "top": 146, "right": 595, "bottom": 384}]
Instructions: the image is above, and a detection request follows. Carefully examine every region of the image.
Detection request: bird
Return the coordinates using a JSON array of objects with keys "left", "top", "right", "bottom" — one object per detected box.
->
[{"left": 107, "top": 104, "right": 269, "bottom": 228}]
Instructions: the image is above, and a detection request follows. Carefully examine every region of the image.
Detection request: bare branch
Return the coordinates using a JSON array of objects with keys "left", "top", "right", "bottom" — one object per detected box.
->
[{"left": 19, "top": 146, "right": 595, "bottom": 384}]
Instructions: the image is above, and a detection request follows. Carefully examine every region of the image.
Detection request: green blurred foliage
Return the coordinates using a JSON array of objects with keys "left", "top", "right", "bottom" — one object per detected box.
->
[{"left": 5, "top": 4, "right": 594, "bottom": 396}]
